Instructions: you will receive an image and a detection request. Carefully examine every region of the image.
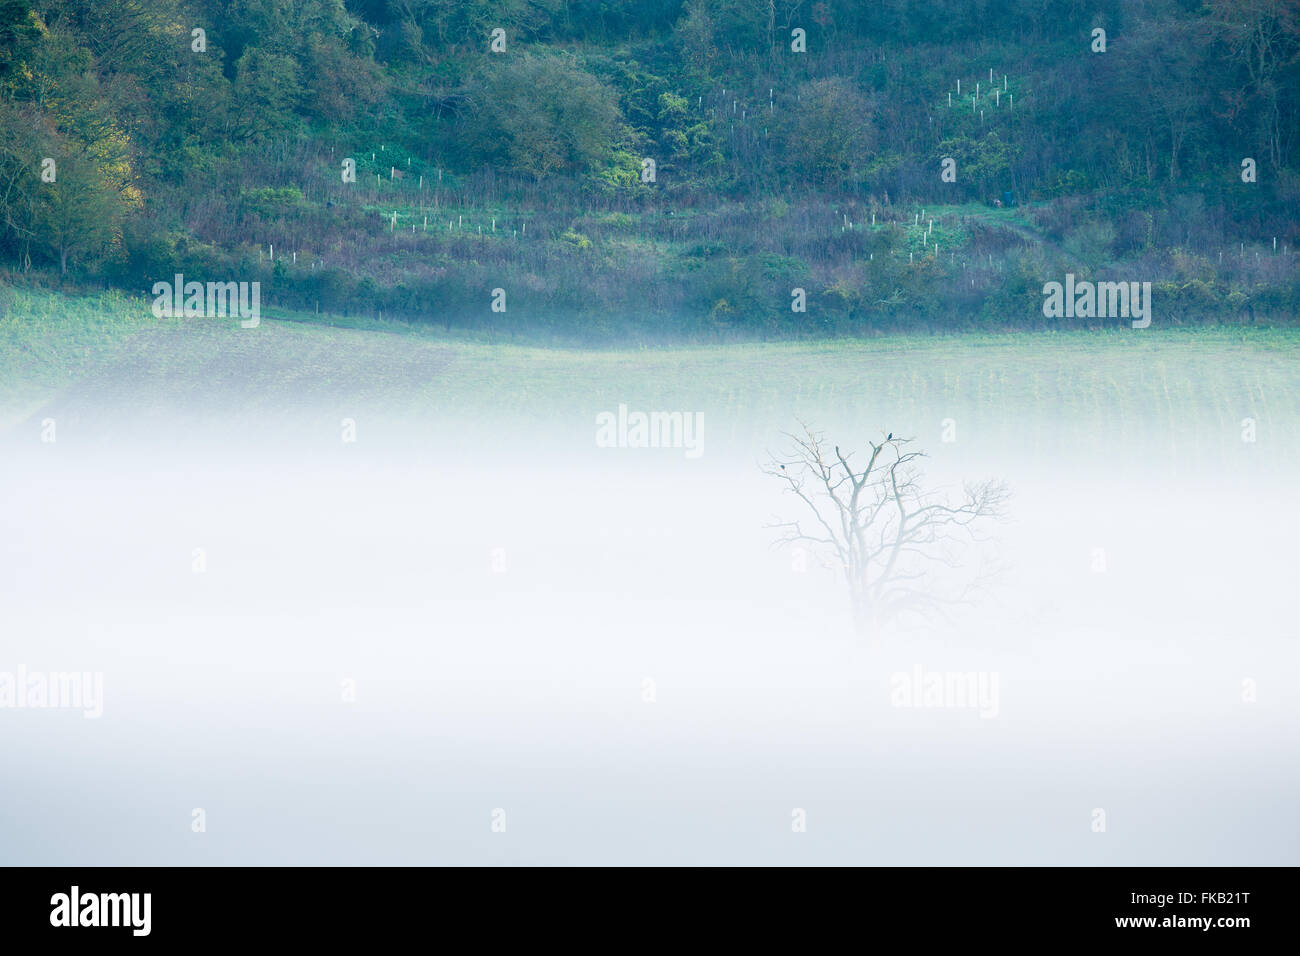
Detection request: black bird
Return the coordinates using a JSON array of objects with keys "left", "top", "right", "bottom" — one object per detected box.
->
[{"left": 887, "top": 433, "right": 893, "bottom": 440}]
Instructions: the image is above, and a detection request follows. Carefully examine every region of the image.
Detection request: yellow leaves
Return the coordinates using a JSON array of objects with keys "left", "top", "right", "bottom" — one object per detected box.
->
[
  {"left": 561, "top": 229, "right": 593, "bottom": 250},
  {"left": 826, "top": 278, "right": 858, "bottom": 302},
  {"left": 25, "top": 6, "right": 49, "bottom": 39}
]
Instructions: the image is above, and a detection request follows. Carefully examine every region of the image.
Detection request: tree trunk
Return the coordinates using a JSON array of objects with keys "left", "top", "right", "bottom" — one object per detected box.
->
[{"left": 850, "top": 589, "right": 879, "bottom": 644}]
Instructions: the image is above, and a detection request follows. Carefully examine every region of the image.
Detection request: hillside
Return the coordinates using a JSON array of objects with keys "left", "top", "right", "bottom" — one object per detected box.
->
[{"left": 0, "top": 1, "right": 1298, "bottom": 338}]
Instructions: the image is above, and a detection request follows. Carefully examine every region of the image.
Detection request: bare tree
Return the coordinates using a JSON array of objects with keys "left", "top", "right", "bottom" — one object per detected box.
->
[{"left": 763, "top": 423, "right": 1009, "bottom": 638}]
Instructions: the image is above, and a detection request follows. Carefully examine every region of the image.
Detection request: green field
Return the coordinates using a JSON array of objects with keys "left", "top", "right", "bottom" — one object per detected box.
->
[{"left": 3, "top": 287, "right": 1298, "bottom": 460}]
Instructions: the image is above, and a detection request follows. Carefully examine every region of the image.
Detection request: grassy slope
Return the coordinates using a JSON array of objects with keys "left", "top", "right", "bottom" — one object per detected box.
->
[
  {"left": 3, "top": 288, "right": 1298, "bottom": 453},
  {"left": 0, "top": 288, "right": 150, "bottom": 428}
]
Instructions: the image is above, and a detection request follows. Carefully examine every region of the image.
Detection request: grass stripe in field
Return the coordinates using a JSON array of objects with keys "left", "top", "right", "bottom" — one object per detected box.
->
[
  {"left": 2, "top": 290, "right": 1299, "bottom": 458},
  {"left": 0, "top": 287, "right": 161, "bottom": 429}
]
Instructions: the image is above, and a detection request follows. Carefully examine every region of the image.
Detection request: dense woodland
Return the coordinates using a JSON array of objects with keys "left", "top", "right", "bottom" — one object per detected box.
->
[{"left": 1, "top": 0, "right": 1298, "bottom": 340}]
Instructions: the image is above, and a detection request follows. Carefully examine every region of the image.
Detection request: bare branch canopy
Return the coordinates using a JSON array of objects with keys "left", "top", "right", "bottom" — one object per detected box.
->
[{"left": 763, "top": 423, "right": 1009, "bottom": 637}]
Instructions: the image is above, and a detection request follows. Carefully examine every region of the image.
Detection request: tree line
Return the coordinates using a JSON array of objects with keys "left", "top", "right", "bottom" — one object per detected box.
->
[{"left": 0, "top": 0, "right": 1296, "bottom": 337}]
